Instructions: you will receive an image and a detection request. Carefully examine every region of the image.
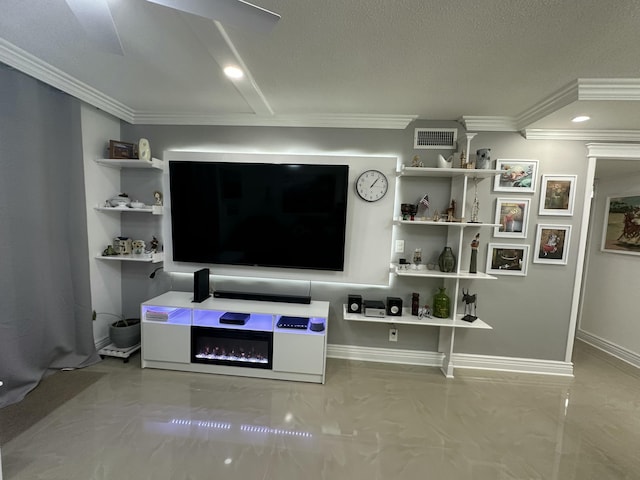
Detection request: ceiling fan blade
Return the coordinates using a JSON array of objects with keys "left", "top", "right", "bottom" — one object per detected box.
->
[
  {"left": 65, "top": 0, "right": 123, "bottom": 55},
  {"left": 145, "top": 0, "right": 280, "bottom": 34}
]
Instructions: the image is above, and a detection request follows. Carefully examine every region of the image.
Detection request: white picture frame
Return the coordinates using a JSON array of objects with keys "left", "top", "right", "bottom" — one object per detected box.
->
[
  {"left": 601, "top": 194, "right": 640, "bottom": 255},
  {"left": 539, "top": 174, "right": 577, "bottom": 216},
  {"left": 493, "top": 197, "right": 531, "bottom": 238},
  {"left": 533, "top": 224, "right": 572, "bottom": 264},
  {"left": 494, "top": 159, "right": 538, "bottom": 193},
  {"left": 486, "top": 243, "right": 529, "bottom": 276}
]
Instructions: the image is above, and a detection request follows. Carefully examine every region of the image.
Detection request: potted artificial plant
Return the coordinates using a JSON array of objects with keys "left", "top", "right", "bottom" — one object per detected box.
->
[
  {"left": 109, "top": 317, "right": 141, "bottom": 348},
  {"left": 96, "top": 312, "right": 141, "bottom": 348}
]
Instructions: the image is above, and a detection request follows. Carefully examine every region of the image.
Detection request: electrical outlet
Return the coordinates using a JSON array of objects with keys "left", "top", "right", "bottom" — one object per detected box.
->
[
  {"left": 395, "top": 239, "right": 405, "bottom": 253},
  {"left": 389, "top": 328, "right": 398, "bottom": 342}
]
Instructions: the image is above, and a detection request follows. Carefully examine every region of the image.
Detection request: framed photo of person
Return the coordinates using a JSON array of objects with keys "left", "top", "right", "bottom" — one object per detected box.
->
[
  {"left": 533, "top": 224, "right": 571, "bottom": 264},
  {"left": 494, "top": 159, "right": 538, "bottom": 193},
  {"left": 493, "top": 198, "right": 531, "bottom": 238},
  {"left": 539, "top": 174, "right": 577, "bottom": 216}
]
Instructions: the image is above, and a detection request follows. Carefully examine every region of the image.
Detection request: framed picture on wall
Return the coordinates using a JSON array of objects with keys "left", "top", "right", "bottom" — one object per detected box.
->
[
  {"left": 494, "top": 159, "right": 538, "bottom": 193},
  {"left": 533, "top": 224, "right": 571, "bottom": 264},
  {"left": 601, "top": 194, "right": 640, "bottom": 255},
  {"left": 493, "top": 198, "right": 530, "bottom": 238},
  {"left": 539, "top": 174, "right": 577, "bottom": 216},
  {"left": 486, "top": 243, "right": 529, "bottom": 276}
]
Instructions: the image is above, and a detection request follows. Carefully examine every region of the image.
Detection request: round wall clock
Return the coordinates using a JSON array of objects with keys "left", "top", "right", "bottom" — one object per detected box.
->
[
  {"left": 356, "top": 169, "right": 388, "bottom": 202},
  {"left": 138, "top": 138, "right": 151, "bottom": 162}
]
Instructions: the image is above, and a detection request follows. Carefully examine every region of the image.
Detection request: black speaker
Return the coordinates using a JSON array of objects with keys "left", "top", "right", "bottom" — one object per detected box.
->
[
  {"left": 193, "top": 268, "right": 211, "bottom": 303},
  {"left": 347, "top": 294, "right": 362, "bottom": 314},
  {"left": 386, "top": 297, "right": 403, "bottom": 316}
]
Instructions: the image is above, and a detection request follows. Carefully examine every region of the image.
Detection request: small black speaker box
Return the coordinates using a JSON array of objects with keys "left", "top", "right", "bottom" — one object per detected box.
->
[
  {"left": 347, "top": 294, "right": 362, "bottom": 314},
  {"left": 193, "top": 268, "right": 211, "bottom": 303},
  {"left": 386, "top": 297, "right": 403, "bottom": 316}
]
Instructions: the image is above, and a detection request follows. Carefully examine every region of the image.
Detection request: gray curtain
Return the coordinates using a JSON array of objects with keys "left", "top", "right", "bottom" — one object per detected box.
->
[{"left": 0, "top": 63, "right": 100, "bottom": 408}]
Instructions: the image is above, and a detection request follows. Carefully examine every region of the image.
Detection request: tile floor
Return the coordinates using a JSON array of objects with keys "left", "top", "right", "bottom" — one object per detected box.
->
[{"left": 2, "top": 341, "right": 640, "bottom": 480}]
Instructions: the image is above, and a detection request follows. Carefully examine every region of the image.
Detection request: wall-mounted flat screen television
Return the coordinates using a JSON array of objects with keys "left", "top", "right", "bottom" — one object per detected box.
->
[{"left": 169, "top": 161, "right": 349, "bottom": 271}]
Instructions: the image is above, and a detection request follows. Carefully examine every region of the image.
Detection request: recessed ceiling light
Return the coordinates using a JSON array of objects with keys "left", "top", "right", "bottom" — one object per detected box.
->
[
  {"left": 223, "top": 66, "right": 244, "bottom": 79},
  {"left": 572, "top": 115, "right": 590, "bottom": 123}
]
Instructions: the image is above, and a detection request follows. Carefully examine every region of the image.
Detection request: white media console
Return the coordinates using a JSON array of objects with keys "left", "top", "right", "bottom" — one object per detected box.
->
[{"left": 141, "top": 291, "right": 330, "bottom": 384}]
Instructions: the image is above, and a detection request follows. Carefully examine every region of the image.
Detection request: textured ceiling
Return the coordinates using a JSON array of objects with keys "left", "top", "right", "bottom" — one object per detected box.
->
[{"left": 1, "top": 0, "right": 640, "bottom": 136}]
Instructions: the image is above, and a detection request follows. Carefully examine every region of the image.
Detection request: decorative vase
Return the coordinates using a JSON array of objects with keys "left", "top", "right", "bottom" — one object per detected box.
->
[
  {"left": 433, "top": 287, "right": 450, "bottom": 319},
  {"left": 438, "top": 246, "right": 456, "bottom": 273},
  {"left": 437, "top": 154, "right": 453, "bottom": 169}
]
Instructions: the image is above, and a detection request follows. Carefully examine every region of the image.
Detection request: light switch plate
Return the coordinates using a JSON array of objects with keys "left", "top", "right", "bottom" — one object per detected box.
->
[{"left": 395, "top": 240, "right": 405, "bottom": 253}]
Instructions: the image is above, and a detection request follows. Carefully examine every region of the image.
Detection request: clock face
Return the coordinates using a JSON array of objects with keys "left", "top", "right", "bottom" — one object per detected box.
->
[{"left": 356, "top": 170, "right": 388, "bottom": 202}]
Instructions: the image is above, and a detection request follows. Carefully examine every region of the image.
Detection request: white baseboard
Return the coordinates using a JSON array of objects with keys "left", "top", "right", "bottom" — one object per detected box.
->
[
  {"left": 576, "top": 330, "right": 640, "bottom": 369},
  {"left": 327, "top": 344, "right": 444, "bottom": 367},
  {"left": 451, "top": 353, "right": 573, "bottom": 376},
  {"left": 327, "top": 344, "right": 574, "bottom": 377},
  {"left": 95, "top": 336, "right": 111, "bottom": 351}
]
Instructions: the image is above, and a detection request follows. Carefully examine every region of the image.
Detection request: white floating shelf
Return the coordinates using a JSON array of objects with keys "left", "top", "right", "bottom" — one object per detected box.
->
[
  {"left": 94, "top": 205, "right": 163, "bottom": 215},
  {"left": 394, "top": 217, "right": 501, "bottom": 227},
  {"left": 397, "top": 166, "right": 502, "bottom": 178},
  {"left": 392, "top": 266, "right": 497, "bottom": 280},
  {"left": 342, "top": 305, "right": 492, "bottom": 329},
  {"left": 96, "top": 252, "right": 163, "bottom": 263},
  {"left": 95, "top": 157, "right": 163, "bottom": 170}
]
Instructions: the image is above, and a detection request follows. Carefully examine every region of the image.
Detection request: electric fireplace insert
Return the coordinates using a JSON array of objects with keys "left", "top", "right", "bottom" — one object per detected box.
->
[{"left": 191, "top": 326, "right": 273, "bottom": 369}]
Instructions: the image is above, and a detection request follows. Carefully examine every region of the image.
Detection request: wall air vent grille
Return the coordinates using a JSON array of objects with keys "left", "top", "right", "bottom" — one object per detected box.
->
[{"left": 413, "top": 128, "right": 458, "bottom": 149}]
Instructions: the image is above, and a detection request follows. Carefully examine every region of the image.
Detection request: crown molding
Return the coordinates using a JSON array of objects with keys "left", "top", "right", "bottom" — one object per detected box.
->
[
  {"left": 577, "top": 78, "right": 640, "bottom": 100},
  {"left": 516, "top": 80, "right": 580, "bottom": 130},
  {"left": 5, "top": 36, "right": 637, "bottom": 134},
  {"left": 523, "top": 129, "right": 640, "bottom": 141},
  {"left": 585, "top": 143, "right": 640, "bottom": 159},
  {"left": 0, "top": 39, "right": 414, "bottom": 129},
  {"left": 458, "top": 116, "right": 518, "bottom": 132},
  {"left": 132, "top": 112, "right": 417, "bottom": 129},
  {"left": 516, "top": 78, "right": 640, "bottom": 130},
  {"left": 0, "top": 39, "right": 134, "bottom": 123}
]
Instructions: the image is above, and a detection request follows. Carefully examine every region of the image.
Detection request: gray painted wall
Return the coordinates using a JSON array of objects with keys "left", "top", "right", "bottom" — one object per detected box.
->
[
  {"left": 120, "top": 122, "right": 589, "bottom": 361},
  {"left": 580, "top": 164, "right": 640, "bottom": 359}
]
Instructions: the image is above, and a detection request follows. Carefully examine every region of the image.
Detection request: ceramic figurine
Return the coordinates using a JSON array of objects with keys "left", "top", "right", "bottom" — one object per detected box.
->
[
  {"left": 469, "top": 233, "right": 480, "bottom": 273},
  {"left": 461, "top": 289, "right": 477, "bottom": 322}
]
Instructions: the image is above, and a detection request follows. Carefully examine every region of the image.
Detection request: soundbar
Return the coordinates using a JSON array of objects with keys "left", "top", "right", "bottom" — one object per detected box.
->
[{"left": 213, "top": 290, "right": 311, "bottom": 304}]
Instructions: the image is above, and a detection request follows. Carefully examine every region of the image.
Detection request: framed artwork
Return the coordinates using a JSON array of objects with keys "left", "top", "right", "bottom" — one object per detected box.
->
[
  {"left": 109, "top": 140, "right": 136, "bottom": 159},
  {"left": 533, "top": 224, "right": 571, "bottom": 264},
  {"left": 539, "top": 175, "right": 577, "bottom": 216},
  {"left": 494, "top": 159, "right": 538, "bottom": 193},
  {"left": 486, "top": 243, "right": 529, "bottom": 276},
  {"left": 493, "top": 198, "right": 530, "bottom": 238},
  {"left": 601, "top": 194, "right": 640, "bottom": 255}
]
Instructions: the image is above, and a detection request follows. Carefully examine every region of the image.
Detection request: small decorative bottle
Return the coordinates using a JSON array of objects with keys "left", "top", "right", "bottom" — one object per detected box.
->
[
  {"left": 433, "top": 287, "right": 450, "bottom": 319},
  {"left": 411, "top": 293, "right": 420, "bottom": 316},
  {"left": 413, "top": 248, "right": 422, "bottom": 266},
  {"left": 438, "top": 246, "right": 456, "bottom": 273}
]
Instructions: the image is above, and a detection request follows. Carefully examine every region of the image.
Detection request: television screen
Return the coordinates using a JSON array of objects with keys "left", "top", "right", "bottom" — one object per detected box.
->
[{"left": 169, "top": 161, "right": 349, "bottom": 271}]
